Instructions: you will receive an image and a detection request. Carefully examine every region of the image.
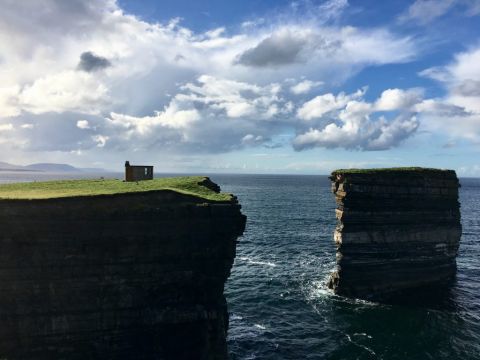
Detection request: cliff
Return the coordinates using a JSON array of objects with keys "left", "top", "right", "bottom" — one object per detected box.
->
[
  {"left": 0, "top": 177, "right": 246, "bottom": 359},
  {"left": 327, "top": 168, "right": 461, "bottom": 301}
]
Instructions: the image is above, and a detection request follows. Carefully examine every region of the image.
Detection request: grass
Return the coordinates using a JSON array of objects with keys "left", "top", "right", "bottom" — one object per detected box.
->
[
  {"left": 0, "top": 176, "right": 232, "bottom": 201},
  {"left": 331, "top": 167, "right": 453, "bottom": 176}
]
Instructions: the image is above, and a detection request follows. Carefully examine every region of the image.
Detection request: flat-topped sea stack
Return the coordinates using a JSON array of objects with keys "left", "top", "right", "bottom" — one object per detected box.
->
[
  {"left": 0, "top": 176, "right": 246, "bottom": 360},
  {"left": 327, "top": 167, "right": 461, "bottom": 301}
]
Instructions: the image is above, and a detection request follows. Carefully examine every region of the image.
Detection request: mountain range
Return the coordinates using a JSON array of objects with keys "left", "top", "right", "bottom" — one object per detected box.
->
[{"left": 0, "top": 162, "right": 105, "bottom": 173}]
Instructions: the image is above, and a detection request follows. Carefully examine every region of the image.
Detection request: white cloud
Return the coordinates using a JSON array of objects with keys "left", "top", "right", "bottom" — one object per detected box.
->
[
  {"left": 399, "top": 0, "right": 455, "bottom": 24},
  {"left": 92, "top": 134, "right": 109, "bottom": 148},
  {"left": 293, "top": 89, "right": 422, "bottom": 150},
  {"left": 242, "top": 134, "right": 264, "bottom": 146},
  {"left": 297, "top": 89, "right": 365, "bottom": 120},
  {"left": 0, "top": 124, "right": 14, "bottom": 132},
  {"left": 399, "top": 0, "right": 480, "bottom": 24},
  {"left": 19, "top": 71, "right": 110, "bottom": 115},
  {"left": 77, "top": 120, "right": 91, "bottom": 129},
  {"left": 375, "top": 88, "right": 423, "bottom": 111},
  {"left": 235, "top": 26, "right": 415, "bottom": 77},
  {"left": 0, "top": 0, "right": 421, "bottom": 157},
  {"left": 108, "top": 102, "right": 200, "bottom": 134},
  {"left": 290, "top": 80, "right": 323, "bottom": 95},
  {"left": 100, "top": 76, "right": 289, "bottom": 152},
  {"left": 178, "top": 75, "right": 287, "bottom": 120},
  {"left": 418, "top": 46, "right": 480, "bottom": 142},
  {"left": 0, "top": 86, "right": 21, "bottom": 117}
]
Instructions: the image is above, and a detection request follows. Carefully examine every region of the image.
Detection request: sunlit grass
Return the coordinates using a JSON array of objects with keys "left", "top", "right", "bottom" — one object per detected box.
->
[
  {"left": 331, "top": 167, "right": 453, "bottom": 176},
  {"left": 0, "top": 176, "right": 232, "bottom": 201}
]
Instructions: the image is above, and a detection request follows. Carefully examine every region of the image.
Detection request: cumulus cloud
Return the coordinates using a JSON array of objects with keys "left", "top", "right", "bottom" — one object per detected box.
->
[
  {"left": 108, "top": 102, "right": 200, "bottom": 133},
  {"left": 417, "top": 46, "right": 480, "bottom": 142},
  {"left": 297, "top": 89, "right": 365, "bottom": 120},
  {"left": 77, "top": 51, "right": 112, "bottom": 72},
  {"left": 293, "top": 88, "right": 422, "bottom": 150},
  {"left": 453, "top": 79, "right": 480, "bottom": 97},
  {"left": 178, "top": 75, "right": 287, "bottom": 120},
  {"left": 375, "top": 88, "right": 423, "bottom": 111},
  {"left": 99, "top": 76, "right": 290, "bottom": 152},
  {"left": 242, "top": 134, "right": 265, "bottom": 146},
  {"left": 420, "top": 46, "right": 480, "bottom": 113},
  {"left": 92, "top": 134, "right": 109, "bottom": 147},
  {"left": 290, "top": 80, "right": 323, "bottom": 95},
  {"left": 77, "top": 120, "right": 91, "bottom": 129},
  {"left": 18, "top": 71, "right": 110, "bottom": 115},
  {"left": 0, "top": 0, "right": 421, "bottom": 158}
]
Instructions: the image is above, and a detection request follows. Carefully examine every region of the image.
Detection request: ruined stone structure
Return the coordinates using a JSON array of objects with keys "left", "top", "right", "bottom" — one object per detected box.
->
[
  {"left": 328, "top": 168, "right": 461, "bottom": 300},
  {"left": 0, "top": 180, "right": 245, "bottom": 359},
  {"left": 125, "top": 160, "right": 154, "bottom": 182}
]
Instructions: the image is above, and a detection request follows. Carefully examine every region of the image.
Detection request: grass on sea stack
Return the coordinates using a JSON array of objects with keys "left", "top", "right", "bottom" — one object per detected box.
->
[
  {"left": 331, "top": 167, "right": 454, "bottom": 176},
  {"left": 0, "top": 176, "right": 232, "bottom": 201}
]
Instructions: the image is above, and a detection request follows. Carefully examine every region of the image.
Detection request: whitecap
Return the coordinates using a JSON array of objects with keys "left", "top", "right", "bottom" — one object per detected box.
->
[
  {"left": 239, "top": 256, "right": 277, "bottom": 267},
  {"left": 230, "top": 314, "right": 243, "bottom": 321},
  {"left": 345, "top": 333, "right": 377, "bottom": 357},
  {"left": 353, "top": 332, "right": 373, "bottom": 339}
]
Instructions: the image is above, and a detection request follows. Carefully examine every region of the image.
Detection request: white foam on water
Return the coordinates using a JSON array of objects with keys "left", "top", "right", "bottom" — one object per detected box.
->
[
  {"left": 239, "top": 256, "right": 277, "bottom": 267},
  {"left": 345, "top": 333, "right": 377, "bottom": 357},
  {"left": 230, "top": 314, "right": 243, "bottom": 321}
]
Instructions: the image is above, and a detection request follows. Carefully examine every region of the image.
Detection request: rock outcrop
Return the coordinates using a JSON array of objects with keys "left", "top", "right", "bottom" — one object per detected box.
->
[
  {"left": 327, "top": 168, "right": 461, "bottom": 301},
  {"left": 0, "top": 181, "right": 246, "bottom": 359}
]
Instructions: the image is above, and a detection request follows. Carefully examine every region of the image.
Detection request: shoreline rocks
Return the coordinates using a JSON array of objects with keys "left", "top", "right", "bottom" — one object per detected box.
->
[{"left": 327, "top": 168, "right": 461, "bottom": 301}]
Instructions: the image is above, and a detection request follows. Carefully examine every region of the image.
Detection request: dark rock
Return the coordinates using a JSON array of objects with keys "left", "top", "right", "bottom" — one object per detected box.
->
[
  {"left": 0, "top": 188, "right": 246, "bottom": 359},
  {"left": 327, "top": 168, "right": 461, "bottom": 301},
  {"left": 198, "top": 177, "right": 221, "bottom": 193}
]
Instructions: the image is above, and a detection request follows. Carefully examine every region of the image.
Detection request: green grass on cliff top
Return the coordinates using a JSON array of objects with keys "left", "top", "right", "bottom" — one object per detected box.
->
[
  {"left": 331, "top": 167, "right": 454, "bottom": 175},
  {"left": 0, "top": 176, "right": 232, "bottom": 201}
]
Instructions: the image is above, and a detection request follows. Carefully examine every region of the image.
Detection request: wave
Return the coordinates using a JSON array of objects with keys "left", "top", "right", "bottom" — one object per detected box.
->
[{"left": 239, "top": 256, "right": 277, "bottom": 267}]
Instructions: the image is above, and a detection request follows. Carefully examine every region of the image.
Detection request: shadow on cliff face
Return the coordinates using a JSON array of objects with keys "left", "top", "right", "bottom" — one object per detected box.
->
[{"left": 367, "top": 277, "right": 459, "bottom": 311}]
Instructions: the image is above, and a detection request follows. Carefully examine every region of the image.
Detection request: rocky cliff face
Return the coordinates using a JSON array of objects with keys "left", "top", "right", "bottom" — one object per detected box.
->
[
  {"left": 327, "top": 168, "right": 461, "bottom": 301},
  {"left": 0, "top": 182, "right": 246, "bottom": 359}
]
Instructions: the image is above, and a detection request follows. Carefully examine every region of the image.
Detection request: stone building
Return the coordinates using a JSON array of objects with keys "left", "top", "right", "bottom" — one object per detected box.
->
[{"left": 124, "top": 161, "right": 154, "bottom": 182}]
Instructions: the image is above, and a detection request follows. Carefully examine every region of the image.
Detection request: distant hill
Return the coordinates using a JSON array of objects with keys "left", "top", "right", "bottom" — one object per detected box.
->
[
  {"left": 24, "top": 163, "right": 79, "bottom": 172},
  {"left": 0, "top": 162, "right": 106, "bottom": 173},
  {"left": 0, "top": 161, "right": 26, "bottom": 171}
]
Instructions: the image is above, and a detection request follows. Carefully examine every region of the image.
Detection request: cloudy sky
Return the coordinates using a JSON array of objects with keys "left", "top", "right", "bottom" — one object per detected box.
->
[{"left": 1, "top": 0, "right": 480, "bottom": 175}]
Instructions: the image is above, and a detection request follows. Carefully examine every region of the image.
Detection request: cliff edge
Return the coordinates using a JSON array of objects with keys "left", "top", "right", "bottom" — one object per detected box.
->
[
  {"left": 327, "top": 168, "right": 461, "bottom": 301},
  {"left": 0, "top": 177, "right": 246, "bottom": 360}
]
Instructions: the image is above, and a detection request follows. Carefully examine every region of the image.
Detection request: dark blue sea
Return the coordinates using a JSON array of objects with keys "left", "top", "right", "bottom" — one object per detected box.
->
[{"left": 1, "top": 172, "right": 479, "bottom": 360}]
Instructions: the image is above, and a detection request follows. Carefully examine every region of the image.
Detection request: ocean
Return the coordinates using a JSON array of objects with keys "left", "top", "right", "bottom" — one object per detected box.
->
[{"left": 1, "top": 172, "right": 479, "bottom": 359}]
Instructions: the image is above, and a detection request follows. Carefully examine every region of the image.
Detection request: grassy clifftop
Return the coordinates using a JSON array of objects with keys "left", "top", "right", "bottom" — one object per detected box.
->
[
  {"left": 0, "top": 176, "right": 232, "bottom": 201},
  {"left": 331, "top": 167, "right": 454, "bottom": 176}
]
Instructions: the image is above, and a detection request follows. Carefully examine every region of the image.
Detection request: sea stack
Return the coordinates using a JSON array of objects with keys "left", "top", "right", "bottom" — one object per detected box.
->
[
  {"left": 327, "top": 168, "right": 461, "bottom": 300},
  {"left": 0, "top": 177, "right": 246, "bottom": 360}
]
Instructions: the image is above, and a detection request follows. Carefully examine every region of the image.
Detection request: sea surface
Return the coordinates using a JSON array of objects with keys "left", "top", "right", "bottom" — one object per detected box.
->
[{"left": 1, "top": 172, "right": 479, "bottom": 360}]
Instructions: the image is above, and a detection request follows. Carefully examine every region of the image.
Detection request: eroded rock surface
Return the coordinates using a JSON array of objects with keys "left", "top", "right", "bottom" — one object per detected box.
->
[
  {"left": 327, "top": 168, "right": 461, "bottom": 301},
  {"left": 0, "top": 184, "right": 246, "bottom": 359}
]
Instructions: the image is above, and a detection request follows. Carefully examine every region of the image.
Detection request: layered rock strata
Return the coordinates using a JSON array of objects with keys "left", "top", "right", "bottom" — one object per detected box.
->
[
  {"left": 327, "top": 168, "right": 461, "bottom": 300},
  {"left": 0, "top": 180, "right": 246, "bottom": 359}
]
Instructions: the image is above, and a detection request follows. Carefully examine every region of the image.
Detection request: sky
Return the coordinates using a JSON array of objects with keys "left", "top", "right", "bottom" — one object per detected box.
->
[{"left": 0, "top": 0, "right": 480, "bottom": 175}]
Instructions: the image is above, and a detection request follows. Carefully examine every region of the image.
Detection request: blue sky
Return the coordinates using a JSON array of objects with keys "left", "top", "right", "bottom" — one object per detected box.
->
[{"left": 0, "top": 0, "right": 479, "bottom": 175}]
